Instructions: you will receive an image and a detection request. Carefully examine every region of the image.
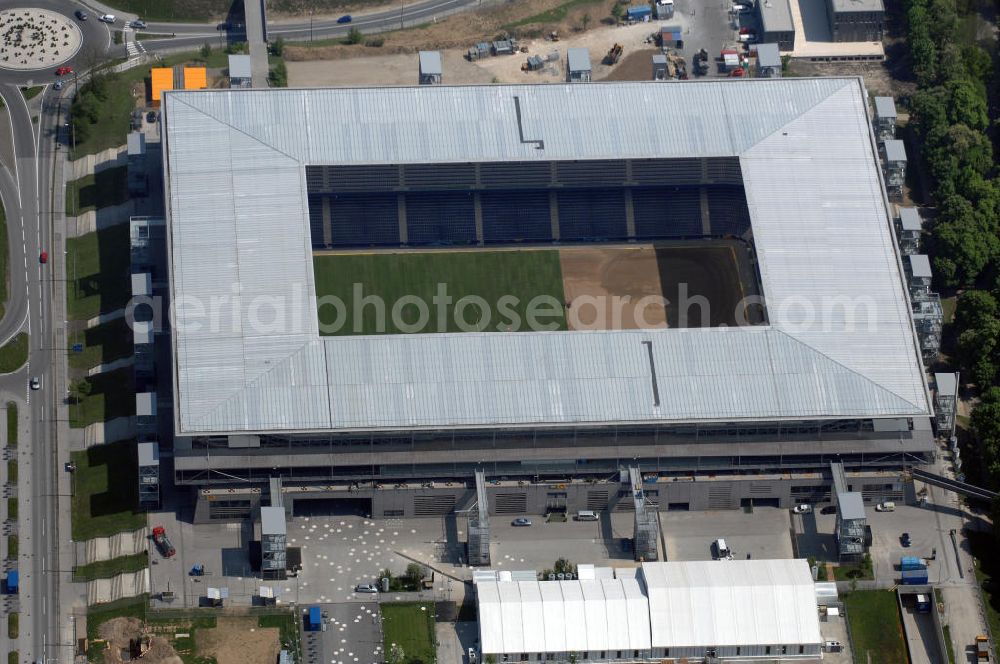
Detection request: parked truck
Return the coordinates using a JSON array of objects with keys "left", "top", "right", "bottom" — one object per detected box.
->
[
  {"left": 5, "top": 570, "right": 18, "bottom": 594},
  {"left": 977, "top": 635, "right": 990, "bottom": 661},
  {"left": 152, "top": 526, "right": 176, "bottom": 558},
  {"left": 308, "top": 606, "right": 322, "bottom": 631},
  {"left": 901, "top": 568, "right": 929, "bottom": 585}
]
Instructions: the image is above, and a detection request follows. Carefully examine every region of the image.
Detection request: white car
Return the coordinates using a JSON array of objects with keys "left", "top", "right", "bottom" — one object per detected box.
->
[
  {"left": 29, "top": 377, "right": 41, "bottom": 390},
  {"left": 731, "top": 4, "right": 751, "bottom": 11},
  {"left": 354, "top": 583, "right": 378, "bottom": 593},
  {"left": 98, "top": 14, "right": 116, "bottom": 23},
  {"left": 875, "top": 501, "right": 896, "bottom": 512},
  {"left": 792, "top": 504, "right": 813, "bottom": 514}
]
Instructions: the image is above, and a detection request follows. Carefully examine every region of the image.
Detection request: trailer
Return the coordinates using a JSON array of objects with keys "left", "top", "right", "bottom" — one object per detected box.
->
[
  {"left": 977, "top": 635, "right": 990, "bottom": 661},
  {"left": 901, "top": 568, "right": 929, "bottom": 585},
  {"left": 152, "top": 525, "right": 176, "bottom": 558},
  {"left": 308, "top": 606, "right": 322, "bottom": 631},
  {"left": 901, "top": 556, "right": 926, "bottom": 571}
]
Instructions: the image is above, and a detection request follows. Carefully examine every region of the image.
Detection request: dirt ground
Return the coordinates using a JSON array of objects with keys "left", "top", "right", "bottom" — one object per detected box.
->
[
  {"left": 560, "top": 245, "right": 667, "bottom": 330},
  {"left": 286, "top": 0, "right": 666, "bottom": 84},
  {"left": 97, "top": 618, "right": 183, "bottom": 664},
  {"left": 194, "top": 618, "right": 281, "bottom": 664},
  {"left": 654, "top": 242, "right": 758, "bottom": 328}
]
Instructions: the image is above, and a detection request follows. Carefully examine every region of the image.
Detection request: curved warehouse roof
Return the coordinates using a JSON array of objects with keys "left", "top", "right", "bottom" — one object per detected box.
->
[{"left": 162, "top": 79, "right": 929, "bottom": 434}]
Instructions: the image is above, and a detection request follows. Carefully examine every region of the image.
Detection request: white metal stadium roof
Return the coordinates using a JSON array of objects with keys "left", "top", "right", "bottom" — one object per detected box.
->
[
  {"left": 163, "top": 79, "right": 930, "bottom": 435},
  {"left": 641, "top": 559, "right": 823, "bottom": 649}
]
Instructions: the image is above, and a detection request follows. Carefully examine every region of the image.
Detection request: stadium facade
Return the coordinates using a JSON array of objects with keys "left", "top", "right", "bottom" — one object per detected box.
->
[{"left": 161, "top": 78, "right": 934, "bottom": 522}]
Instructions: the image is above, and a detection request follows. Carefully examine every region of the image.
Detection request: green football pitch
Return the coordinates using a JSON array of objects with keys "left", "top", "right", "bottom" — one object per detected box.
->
[{"left": 313, "top": 249, "right": 567, "bottom": 335}]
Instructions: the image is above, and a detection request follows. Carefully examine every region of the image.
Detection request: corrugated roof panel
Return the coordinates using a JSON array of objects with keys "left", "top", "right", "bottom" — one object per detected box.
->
[{"left": 166, "top": 80, "right": 930, "bottom": 434}]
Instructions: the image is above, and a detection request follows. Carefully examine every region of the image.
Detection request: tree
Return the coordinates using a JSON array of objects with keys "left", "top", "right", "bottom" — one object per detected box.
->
[
  {"left": 971, "top": 387, "right": 1000, "bottom": 488},
  {"left": 404, "top": 562, "right": 423, "bottom": 583},
  {"left": 931, "top": 195, "right": 1000, "bottom": 287},
  {"left": 346, "top": 27, "right": 363, "bottom": 44},
  {"left": 200, "top": 42, "right": 212, "bottom": 59},
  {"left": 947, "top": 78, "right": 989, "bottom": 131},
  {"left": 387, "top": 643, "right": 406, "bottom": 664},
  {"left": 270, "top": 36, "right": 285, "bottom": 56},
  {"left": 69, "top": 378, "right": 92, "bottom": 403},
  {"left": 581, "top": 13, "right": 591, "bottom": 30},
  {"left": 610, "top": 3, "right": 624, "bottom": 22}
]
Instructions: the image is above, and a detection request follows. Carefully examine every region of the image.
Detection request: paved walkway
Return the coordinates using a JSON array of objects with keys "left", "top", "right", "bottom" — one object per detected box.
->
[{"left": 244, "top": 0, "right": 270, "bottom": 87}]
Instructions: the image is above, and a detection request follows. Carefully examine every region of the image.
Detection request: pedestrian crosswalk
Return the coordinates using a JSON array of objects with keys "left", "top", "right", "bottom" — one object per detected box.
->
[{"left": 123, "top": 26, "right": 146, "bottom": 59}]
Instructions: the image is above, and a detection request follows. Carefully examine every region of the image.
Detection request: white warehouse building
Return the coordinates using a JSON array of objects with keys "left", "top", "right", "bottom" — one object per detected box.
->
[{"left": 477, "top": 559, "right": 823, "bottom": 662}]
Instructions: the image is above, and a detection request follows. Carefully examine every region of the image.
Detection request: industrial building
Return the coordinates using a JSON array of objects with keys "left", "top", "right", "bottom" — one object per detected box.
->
[
  {"left": 161, "top": 79, "right": 933, "bottom": 522},
  {"left": 567, "top": 48, "right": 592, "bottom": 82},
  {"left": 758, "top": 0, "right": 795, "bottom": 51},
  {"left": 418, "top": 50, "right": 442, "bottom": 84},
  {"left": 150, "top": 66, "right": 207, "bottom": 105},
  {"left": 934, "top": 372, "right": 959, "bottom": 436},
  {"left": 476, "top": 559, "right": 824, "bottom": 662},
  {"left": 826, "top": 0, "right": 884, "bottom": 41},
  {"left": 228, "top": 54, "right": 252, "bottom": 88},
  {"left": 753, "top": 43, "right": 782, "bottom": 78}
]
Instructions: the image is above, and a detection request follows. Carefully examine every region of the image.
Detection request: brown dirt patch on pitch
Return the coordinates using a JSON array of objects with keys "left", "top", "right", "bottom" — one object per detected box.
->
[{"left": 559, "top": 245, "right": 666, "bottom": 331}]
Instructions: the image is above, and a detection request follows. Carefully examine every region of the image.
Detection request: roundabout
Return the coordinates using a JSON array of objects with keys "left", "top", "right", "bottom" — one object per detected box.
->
[{"left": 0, "top": 7, "right": 82, "bottom": 71}]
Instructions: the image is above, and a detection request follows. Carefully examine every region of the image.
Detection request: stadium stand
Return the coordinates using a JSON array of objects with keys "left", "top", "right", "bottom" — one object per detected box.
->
[
  {"left": 706, "top": 186, "right": 753, "bottom": 237},
  {"left": 328, "top": 193, "right": 400, "bottom": 247},
  {"left": 406, "top": 192, "right": 477, "bottom": 245},
  {"left": 482, "top": 190, "right": 553, "bottom": 244},
  {"left": 557, "top": 188, "right": 629, "bottom": 241},
  {"left": 632, "top": 187, "right": 703, "bottom": 238}
]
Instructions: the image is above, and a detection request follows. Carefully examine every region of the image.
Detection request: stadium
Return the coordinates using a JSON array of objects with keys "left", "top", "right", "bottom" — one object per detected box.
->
[{"left": 161, "top": 78, "right": 933, "bottom": 522}]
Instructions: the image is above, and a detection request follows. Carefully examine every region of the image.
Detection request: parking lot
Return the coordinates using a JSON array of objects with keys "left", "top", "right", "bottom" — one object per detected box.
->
[
  {"left": 662, "top": 507, "right": 794, "bottom": 561},
  {"left": 301, "top": 601, "right": 383, "bottom": 664}
]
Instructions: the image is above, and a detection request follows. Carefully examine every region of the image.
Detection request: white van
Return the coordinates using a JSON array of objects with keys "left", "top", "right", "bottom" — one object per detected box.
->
[
  {"left": 576, "top": 510, "right": 599, "bottom": 521},
  {"left": 875, "top": 501, "right": 896, "bottom": 512},
  {"left": 713, "top": 538, "right": 731, "bottom": 559}
]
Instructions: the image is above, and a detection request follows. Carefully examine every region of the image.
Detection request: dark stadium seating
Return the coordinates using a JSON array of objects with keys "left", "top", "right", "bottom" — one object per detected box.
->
[
  {"left": 482, "top": 190, "right": 552, "bottom": 244},
  {"left": 632, "top": 186, "right": 703, "bottom": 238},
  {"left": 556, "top": 188, "right": 628, "bottom": 241},
  {"left": 706, "top": 186, "right": 752, "bottom": 237},
  {"left": 406, "top": 192, "right": 477, "bottom": 245},
  {"left": 306, "top": 163, "right": 753, "bottom": 249},
  {"left": 326, "top": 193, "right": 400, "bottom": 247}
]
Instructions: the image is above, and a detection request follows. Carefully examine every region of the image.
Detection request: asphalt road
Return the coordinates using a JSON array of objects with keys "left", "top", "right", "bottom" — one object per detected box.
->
[
  {"left": 0, "top": 3, "right": 110, "bottom": 659},
  {"left": 101, "top": 0, "right": 490, "bottom": 54}
]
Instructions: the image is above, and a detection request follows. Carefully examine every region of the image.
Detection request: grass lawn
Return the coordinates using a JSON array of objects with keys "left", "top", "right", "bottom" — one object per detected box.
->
[
  {"left": 65, "top": 166, "right": 129, "bottom": 216},
  {"left": 101, "top": 0, "right": 230, "bottom": 21},
  {"left": 503, "top": 0, "right": 607, "bottom": 28},
  {"left": 313, "top": 250, "right": 566, "bottom": 335},
  {"left": 70, "top": 439, "right": 145, "bottom": 539},
  {"left": 73, "top": 551, "right": 148, "bottom": 581},
  {"left": 969, "top": 531, "right": 1000, "bottom": 643},
  {"left": 7, "top": 613, "right": 16, "bottom": 639},
  {"left": 70, "top": 51, "right": 217, "bottom": 158},
  {"left": 844, "top": 590, "right": 908, "bottom": 664},
  {"left": 5, "top": 402, "right": 15, "bottom": 447},
  {"left": 66, "top": 225, "right": 131, "bottom": 320},
  {"left": 258, "top": 612, "right": 300, "bottom": 662},
  {"left": 69, "top": 318, "right": 133, "bottom": 371},
  {"left": 381, "top": 602, "right": 436, "bottom": 664},
  {"left": 8, "top": 651, "right": 16, "bottom": 664},
  {"left": 6, "top": 498, "right": 15, "bottom": 522},
  {"left": 0, "top": 333, "right": 28, "bottom": 374},
  {"left": 6, "top": 460, "right": 15, "bottom": 485},
  {"left": 69, "top": 367, "right": 135, "bottom": 428},
  {"left": 19, "top": 86, "right": 43, "bottom": 100},
  {"left": 942, "top": 624, "right": 956, "bottom": 664},
  {"left": 0, "top": 198, "right": 7, "bottom": 321},
  {"left": 6, "top": 535, "right": 16, "bottom": 559},
  {"left": 833, "top": 560, "right": 874, "bottom": 581}
]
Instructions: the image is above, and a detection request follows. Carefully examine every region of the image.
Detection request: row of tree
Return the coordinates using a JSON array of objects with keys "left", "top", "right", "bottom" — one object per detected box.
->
[{"left": 905, "top": 0, "right": 1000, "bottom": 500}]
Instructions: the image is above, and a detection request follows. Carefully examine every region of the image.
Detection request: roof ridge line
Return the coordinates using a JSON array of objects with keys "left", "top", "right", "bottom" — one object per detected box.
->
[
  {"left": 770, "top": 327, "right": 924, "bottom": 411},
  {"left": 166, "top": 92, "right": 303, "bottom": 163}
]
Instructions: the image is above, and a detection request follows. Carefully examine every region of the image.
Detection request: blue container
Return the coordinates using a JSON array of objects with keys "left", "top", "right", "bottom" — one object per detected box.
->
[
  {"left": 900, "top": 556, "right": 926, "bottom": 571},
  {"left": 627, "top": 4, "right": 653, "bottom": 18},
  {"left": 308, "top": 606, "right": 322, "bottom": 630},
  {"left": 901, "top": 569, "right": 929, "bottom": 585}
]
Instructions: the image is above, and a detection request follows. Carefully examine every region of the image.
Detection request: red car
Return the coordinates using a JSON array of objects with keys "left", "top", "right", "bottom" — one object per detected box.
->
[
  {"left": 55, "top": 66, "right": 73, "bottom": 76},
  {"left": 39, "top": 251, "right": 48, "bottom": 264}
]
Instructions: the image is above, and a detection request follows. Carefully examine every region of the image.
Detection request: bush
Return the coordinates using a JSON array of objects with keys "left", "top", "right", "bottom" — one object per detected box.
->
[
  {"left": 200, "top": 43, "right": 212, "bottom": 58},
  {"left": 345, "top": 27, "right": 363, "bottom": 44},
  {"left": 364, "top": 37, "right": 385, "bottom": 47}
]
